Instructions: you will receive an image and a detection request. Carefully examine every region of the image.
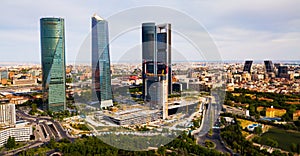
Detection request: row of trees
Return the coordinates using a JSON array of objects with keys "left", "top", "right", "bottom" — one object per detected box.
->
[
  {"left": 18, "top": 132, "right": 228, "bottom": 156},
  {"left": 252, "top": 137, "right": 278, "bottom": 148}
]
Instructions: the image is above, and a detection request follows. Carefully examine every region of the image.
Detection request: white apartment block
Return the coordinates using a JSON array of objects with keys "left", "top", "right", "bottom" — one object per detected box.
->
[
  {"left": 0, "top": 102, "right": 32, "bottom": 147},
  {"left": 0, "top": 103, "right": 16, "bottom": 128},
  {"left": 0, "top": 122, "right": 32, "bottom": 147}
]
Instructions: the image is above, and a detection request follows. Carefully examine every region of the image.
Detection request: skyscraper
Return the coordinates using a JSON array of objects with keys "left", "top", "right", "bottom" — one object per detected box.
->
[
  {"left": 92, "top": 14, "right": 113, "bottom": 108},
  {"left": 40, "top": 17, "right": 66, "bottom": 112},
  {"left": 278, "top": 66, "right": 288, "bottom": 77},
  {"left": 264, "top": 60, "right": 275, "bottom": 73},
  {"left": 142, "top": 22, "right": 157, "bottom": 101},
  {"left": 142, "top": 22, "right": 171, "bottom": 119},
  {"left": 243, "top": 60, "right": 253, "bottom": 73},
  {"left": 157, "top": 24, "right": 172, "bottom": 94}
]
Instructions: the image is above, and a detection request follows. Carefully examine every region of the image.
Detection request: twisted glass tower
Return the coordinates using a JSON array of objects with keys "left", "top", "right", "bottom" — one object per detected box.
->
[
  {"left": 92, "top": 14, "right": 113, "bottom": 108},
  {"left": 40, "top": 17, "right": 66, "bottom": 112}
]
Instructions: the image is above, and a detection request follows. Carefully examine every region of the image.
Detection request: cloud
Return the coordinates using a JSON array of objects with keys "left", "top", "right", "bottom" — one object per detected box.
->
[
  {"left": 212, "top": 27, "right": 300, "bottom": 60},
  {"left": 0, "top": 0, "right": 300, "bottom": 63}
]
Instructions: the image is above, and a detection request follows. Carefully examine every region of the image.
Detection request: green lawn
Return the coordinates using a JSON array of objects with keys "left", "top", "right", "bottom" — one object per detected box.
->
[{"left": 260, "top": 127, "right": 300, "bottom": 151}]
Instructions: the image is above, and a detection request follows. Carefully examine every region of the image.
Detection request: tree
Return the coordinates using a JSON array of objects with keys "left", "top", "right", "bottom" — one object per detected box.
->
[
  {"left": 252, "top": 136, "right": 261, "bottom": 143},
  {"left": 157, "top": 146, "right": 166, "bottom": 156},
  {"left": 291, "top": 143, "right": 297, "bottom": 153},
  {"left": 66, "top": 77, "right": 73, "bottom": 83},
  {"left": 5, "top": 136, "right": 16, "bottom": 149},
  {"left": 281, "top": 113, "right": 292, "bottom": 121},
  {"left": 265, "top": 138, "right": 278, "bottom": 148},
  {"left": 255, "top": 114, "right": 260, "bottom": 120},
  {"left": 260, "top": 107, "right": 266, "bottom": 116},
  {"left": 253, "top": 127, "right": 263, "bottom": 135},
  {"left": 205, "top": 140, "right": 215, "bottom": 149},
  {"left": 32, "top": 103, "right": 37, "bottom": 112},
  {"left": 48, "top": 137, "right": 56, "bottom": 149}
]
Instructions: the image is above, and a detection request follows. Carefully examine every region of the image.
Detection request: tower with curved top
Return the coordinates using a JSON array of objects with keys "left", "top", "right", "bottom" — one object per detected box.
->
[{"left": 40, "top": 17, "right": 66, "bottom": 112}]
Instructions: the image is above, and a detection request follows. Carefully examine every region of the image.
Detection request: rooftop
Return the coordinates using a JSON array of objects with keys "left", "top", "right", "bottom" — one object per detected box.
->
[{"left": 92, "top": 13, "right": 104, "bottom": 21}]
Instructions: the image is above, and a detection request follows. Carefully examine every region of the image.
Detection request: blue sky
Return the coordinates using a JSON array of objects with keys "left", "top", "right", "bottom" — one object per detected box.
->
[{"left": 1, "top": 0, "right": 300, "bottom": 64}]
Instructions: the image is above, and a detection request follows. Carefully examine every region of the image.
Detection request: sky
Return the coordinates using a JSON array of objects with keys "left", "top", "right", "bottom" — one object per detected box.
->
[{"left": 1, "top": 0, "right": 300, "bottom": 64}]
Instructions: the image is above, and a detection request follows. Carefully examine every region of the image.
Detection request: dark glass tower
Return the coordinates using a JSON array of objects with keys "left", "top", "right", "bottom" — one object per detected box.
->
[
  {"left": 243, "top": 60, "right": 253, "bottom": 73},
  {"left": 92, "top": 14, "right": 113, "bottom": 108},
  {"left": 142, "top": 23, "right": 171, "bottom": 119},
  {"left": 264, "top": 60, "right": 275, "bottom": 73},
  {"left": 40, "top": 17, "right": 66, "bottom": 112},
  {"left": 157, "top": 24, "right": 172, "bottom": 94},
  {"left": 142, "top": 23, "right": 157, "bottom": 101},
  {"left": 278, "top": 66, "right": 288, "bottom": 77}
]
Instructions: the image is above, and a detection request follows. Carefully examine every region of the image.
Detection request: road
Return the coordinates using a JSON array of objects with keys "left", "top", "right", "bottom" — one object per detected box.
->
[
  {"left": 198, "top": 129, "right": 233, "bottom": 154},
  {"left": 16, "top": 110, "right": 75, "bottom": 141},
  {"left": 194, "top": 95, "right": 233, "bottom": 154},
  {"left": 1, "top": 141, "right": 44, "bottom": 156},
  {"left": 196, "top": 96, "right": 221, "bottom": 136},
  {"left": 8, "top": 110, "right": 77, "bottom": 155}
]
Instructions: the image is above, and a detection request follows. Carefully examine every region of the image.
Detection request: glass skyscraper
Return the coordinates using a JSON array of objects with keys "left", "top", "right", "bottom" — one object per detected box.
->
[
  {"left": 142, "top": 23, "right": 172, "bottom": 99},
  {"left": 264, "top": 60, "right": 275, "bottom": 73},
  {"left": 92, "top": 14, "right": 113, "bottom": 108},
  {"left": 243, "top": 60, "right": 253, "bottom": 73},
  {"left": 142, "top": 23, "right": 171, "bottom": 119},
  {"left": 40, "top": 17, "right": 66, "bottom": 112}
]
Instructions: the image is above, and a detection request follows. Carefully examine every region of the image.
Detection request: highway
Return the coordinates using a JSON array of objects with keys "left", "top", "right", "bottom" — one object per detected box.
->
[
  {"left": 196, "top": 94, "right": 222, "bottom": 136},
  {"left": 16, "top": 110, "right": 75, "bottom": 141},
  {"left": 1, "top": 141, "right": 44, "bottom": 156},
  {"left": 197, "top": 101, "right": 212, "bottom": 136},
  {"left": 194, "top": 95, "right": 234, "bottom": 155},
  {"left": 12, "top": 109, "right": 77, "bottom": 155}
]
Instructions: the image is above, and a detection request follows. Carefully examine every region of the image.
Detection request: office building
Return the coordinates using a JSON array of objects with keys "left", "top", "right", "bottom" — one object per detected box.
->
[
  {"left": 40, "top": 17, "right": 66, "bottom": 112},
  {"left": 12, "top": 78, "right": 37, "bottom": 86},
  {"left": 278, "top": 66, "right": 288, "bottom": 76},
  {"left": 0, "top": 121, "right": 32, "bottom": 147},
  {"left": 278, "top": 65, "right": 293, "bottom": 79},
  {"left": 0, "top": 102, "right": 16, "bottom": 128},
  {"left": 142, "top": 23, "right": 171, "bottom": 119},
  {"left": 264, "top": 60, "right": 275, "bottom": 73},
  {"left": 274, "top": 63, "right": 281, "bottom": 69},
  {"left": 103, "top": 108, "right": 161, "bottom": 125},
  {"left": 92, "top": 14, "right": 113, "bottom": 108},
  {"left": 0, "top": 70, "right": 8, "bottom": 80},
  {"left": 0, "top": 100, "right": 32, "bottom": 147},
  {"left": 243, "top": 60, "right": 253, "bottom": 73},
  {"left": 142, "top": 23, "right": 159, "bottom": 103},
  {"left": 157, "top": 24, "right": 172, "bottom": 94}
]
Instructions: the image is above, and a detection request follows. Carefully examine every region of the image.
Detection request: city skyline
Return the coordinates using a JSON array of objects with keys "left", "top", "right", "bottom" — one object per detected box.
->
[
  {"left": 1, "top": 1, "right": 300, "bottom": 155},
  {"left": 1, "top": 1, "right": 300, "bottom": 63}
]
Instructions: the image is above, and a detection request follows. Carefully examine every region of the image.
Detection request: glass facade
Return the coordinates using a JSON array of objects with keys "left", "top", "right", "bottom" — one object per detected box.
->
[
  {"left": 92, "top": 14, "right": 113, "bottom": 108},
  {"left": 157, "top": 24, "right": 172, "bottom": 94},
  {"left": 142, "top": 23, "right": 157, "bottom": 101},
  {"left": 142, "top": 23, "right": 172, "bottom": 101},
  {"left": 142, "top": 23, "right": 171, "bottom": 119},
  {"left": 264, "top": 60, "right": 275, "bottom": 73},
  {"left": 40, "top": 18, "right": 66, "bottom": 112},
  {"left": 243, "top": 60, "right": 253, "bottom": 73}
]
